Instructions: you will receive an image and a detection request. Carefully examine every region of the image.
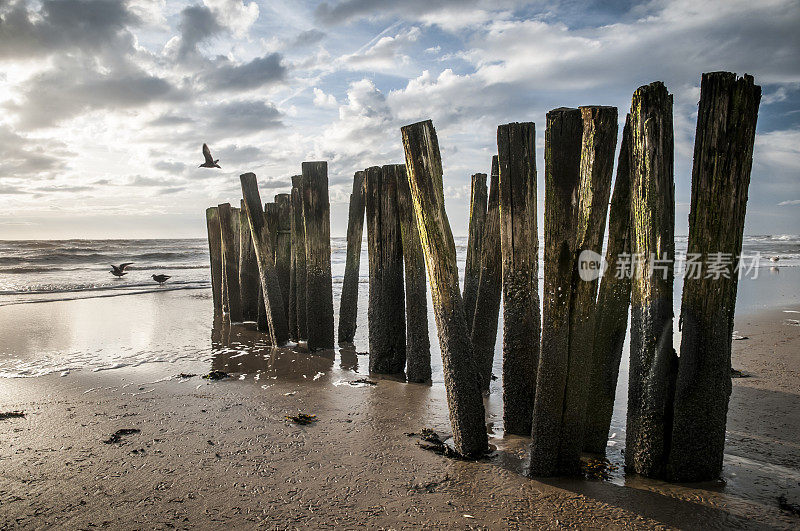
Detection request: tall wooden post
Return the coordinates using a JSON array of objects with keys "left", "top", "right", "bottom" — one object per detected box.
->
[
  {"left": 583, "top": 114, "right": 634, "bottom": 454},
  {"left": 668, "top": 72, "right": 761, "bottom": 482},
  {"left": 472, "top": 156, "right": 502, "bottom": 391},
  {"left": 626, "top": 81, "right": 678, "bottom": 478},
  {"left": 463, "top": 173, "right": 487, "bottom": 335},
  {"left": 365, "top": 165, "right": 407, "bottom": 374},
  {"left": 240, "top": 173, "right": 290, "bottom": 346},
  {"left": 497, "top": 122, "right": 540, "bottom": 436},
  {"left": 396, "top": 163, "right": 431, "bottom": 382},
  {"left": 530, "top": 108, "right": 582, "bottom": 475},
  {"left": 402, "top": 119, "right": 487, "bottom": 457},
  {"left": 218, "top": 202, "right": 243, "bottom": 322},
  {"left": 206, "top": 207, "right": 223, "bottom": 313},
  {"left": 557, "top": 105, "right": 618, "bottom": 473},
  {"left": 290, "top": 176, "right": 307, "bottom": 341},
  {"left": 338, "top": 171, "right": 367, "bottom": 344},
  {"left": 301, "top": 161, "right": 335, "bottom": 350},
  {"left": 274, "top": 194, "right": 292, "bottom": 324},
  {"left": 238, "top": 200, "right": 260, "bottom": 321}
]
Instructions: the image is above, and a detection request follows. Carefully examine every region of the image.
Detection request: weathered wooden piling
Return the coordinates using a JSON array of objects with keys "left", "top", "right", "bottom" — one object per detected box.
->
[
  {"left": 300, "top": 162, "right": 335, "bottom": 350},
  {"left": 338, "top": 171, "right": 367, "bottom": 344},
  {"left": 238, "top": 200, "right": 260, "bottom": 321},
  {"left": 218, "top": 202, "right": 243, "bottom": 322},
  {"left": 497, "top": 122, "right": 541, "bottom": 436},
  {"left": 583, "top": 114, "right": 634, "bottom": 454},
  {"left": 240, "top": 173, "right": 290, "bottom": 346},
  {"left": 206, "top": 207, "right": 223, "bottom": 313},
  {"left": 472, "top": 156, "right": 502, "bottom": 391},
  {"left": 274, "top": 194, "right": 292, "bottom": 324},
  {"left": 396, "top": 164, "right": 431, "bottom": 382},
  {"left": 626, "top": 82, "right": 678, "bottom": 478},
  {"left": 365, "top": 165, "right": 407, "bottom": 374},
  {"left": 290, "top": 176, "right": 307, "bottom": 341},
  {"left": 463, "top": 173, "right": 487, "bottom": 335},
  {"left": 668, "top": 73, "right": 761, "bottom": 482},
  {"left": 401, "top": 119, "right": 487, "bottom": 457},
  {"left": 530, "top": 108, "right": 582, "bottom": 476},
  {"left": 557, "top": 105, "right": 618, "bottom": 473}
]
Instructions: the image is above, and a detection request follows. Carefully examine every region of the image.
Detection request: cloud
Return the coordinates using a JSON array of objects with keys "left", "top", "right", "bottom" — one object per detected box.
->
[
  {"left": 204, "top": 0, "right": 259, "bottom": 38},
  {"left": 292, "top": 29, "right": 326, "bottom": 47},
  {"left": 174, "top": 4, "right": 223, "bottom": 62},
  {"left": 313, "top": 88, "right": 338, "bottom": 108},
  {"left": 0, "top": 124, "right": 71, "bottom": 178},
  {"left": 205, "top": 100, "right": 284, "bottom": 135},
  {"left": 202, "top": 53, "right": 287, "bottom": 91},
  {"left": 314, "top": 0, "right": 486, "bottom": 26},
  {"left": 777, "top": 199, "right": 800, "bottom": 206},
  {"left": 340, "top": 26, "right": 421, "bottom": 72}
]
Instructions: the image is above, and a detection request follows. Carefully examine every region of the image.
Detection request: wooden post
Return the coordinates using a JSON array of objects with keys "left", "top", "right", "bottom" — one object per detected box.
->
[
  {"left": 338, "top": 171, "right": 367, "bottom": 344},
  {"left": 206, "top": 207, "right": 223, "bottom": 313},
  {"left": 463, "top": 173, "right": 487, "bottom": 335},
  {"left": 290, "top": 176, "right": 307, "bottom": 341},
  {"left": 218, "top": 203, "right": 243, "bottom": 322},
  {"left": 668, "top": 73, "right": 761, "bottom": 482},
  {"left": 365, "top": 165, "right": 407, "bottom": 374},
  {"left": 238, "top": 200, "right": 260, "bottom": 321},
  {"left": 472, "top": 156, "right": 502, "bottom": 391},
  {"left": 401, "top": 119, "right": 487, "bottom": 457},
  {"left": 583, "top": 114, "right": 634, "bottom": 454},
  {"left": 274, "top": 194, "right": 292, "bottom": 324},
  {"left": 626, "top": 81, "right": 678, "bottom": 478},
  {"left": 556, "top": 105, "right": 618, "bottom": 473},
  {"left": 530, "top": 108, "right": 582, "bottom": 475},
  {"left": 396, "top": 163, "right": 431, "bottom": 382},
  {"left": 240, "top": 173, "right": 290, "bottom": 346},
  {"left": 497, "top": 122, "right": 540, "bottom": 436},
  {"left": 301, "top": 161, "right": 335, "bottom": 350}
]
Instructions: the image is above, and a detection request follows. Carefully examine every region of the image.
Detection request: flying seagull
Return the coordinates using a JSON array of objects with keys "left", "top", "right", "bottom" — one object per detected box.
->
[
  {"left": 110, "top": 263, "right": 133, "bottom": 277},
  {"left": 199, "top": 143, "right": 221, "bottom": 169},
  {"left": 152, "top": 274, "right": 171, "bottom": 285}
]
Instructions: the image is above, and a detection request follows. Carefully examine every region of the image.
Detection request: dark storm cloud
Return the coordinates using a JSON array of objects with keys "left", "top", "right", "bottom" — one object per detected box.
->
[
  {"left": 177, "top": 4, "right": 223, "bottom": 61},
  {"left": 292, "top": 29, "right": 326, "bottom": 47},
  {"left": 314, "top": 0, "right": 476, "bottom": 25},
  {"left": 202, "top": 53, "right": 287, "bottom": 91},
  {"left": 206, "top": 100, "right": 284, "bottom": 135},
  {"left": 0, "top": 124, "right": 71, "bottom": 177},
  {"left": 0, "top": 0, "right": 139, "bottom": 59}
]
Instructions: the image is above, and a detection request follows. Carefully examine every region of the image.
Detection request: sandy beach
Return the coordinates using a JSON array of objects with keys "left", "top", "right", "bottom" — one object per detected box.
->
[{"left": 1, "top": 286, "right": 798, "bottom": 529}]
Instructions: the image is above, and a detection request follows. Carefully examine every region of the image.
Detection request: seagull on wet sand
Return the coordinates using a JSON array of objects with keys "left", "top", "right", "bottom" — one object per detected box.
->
[
  {"left": 199, "top": 143, "right": 221, "bottom": 169},
  {"left": 110, "top": 263, "right": 133, "bottom": 277},
  {"left": 152, "top": 274, "right": 171, "bottom": 285}
]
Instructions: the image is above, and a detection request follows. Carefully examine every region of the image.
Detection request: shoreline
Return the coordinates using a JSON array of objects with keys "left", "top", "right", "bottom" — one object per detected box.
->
[{"left": 1, "top": 292, "right": 798, "bottom": 528}]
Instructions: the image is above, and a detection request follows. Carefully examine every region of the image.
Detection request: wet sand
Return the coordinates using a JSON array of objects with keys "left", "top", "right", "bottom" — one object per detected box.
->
[{"left": 1, "top": 290, "right": 799, "bottom": 529}]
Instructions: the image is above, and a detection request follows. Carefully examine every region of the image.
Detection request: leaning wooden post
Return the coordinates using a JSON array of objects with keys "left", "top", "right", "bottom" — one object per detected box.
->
[
  {"left": 206, "top": 207, "right": 223, "bottom": 313},
  {"left": 463, "top": 173, "right": 487, "bottom": 334},
  {"left": 497, "top": 122, "right": 541, "bottom": 436},
  {"left": 583, "top": 114, "right": 634, "bottom": 454},
  {"left": 238, "top": 200, "right": 260, "bottom": 321},
  {"left": 240, "top": 173, "right": 290, "bottom": 346},
  {"left": 301, "top": 162, "right": 335, "bottom": 350},
  {"left": 472, "top": 156, "right": 502, "bottom": 391},
  {"left": 338, "top": 171, "right": 367, "bottom": 344},
  {"left": 557, "top": 105, "right": 618, "bottom": 473},
  {"left": 218, "top": 203, "right": 243, "bottom": 322},
  {"left": 290, "top": 177, "right": 307, "bottom": 341},
  {"left": 396, "top": 164, "right": 431, "bottom": 382},
  {"left": 668, "top": 72, "right": 761, "bottom": 482},
  {"left": 529, "top": 108, "right": 582, "bottom": 476},
  {"left": 626, "top": 81, "right": 678, "bottom": 478},
  {"left": 365, "top": 165, "right": 407, "bottom": 374},
  {"left": 274, "top": 194, "right": 292, "bottom": 324},
  {"left": 402, "top": 119, "right": 487, "bottom": 457}
]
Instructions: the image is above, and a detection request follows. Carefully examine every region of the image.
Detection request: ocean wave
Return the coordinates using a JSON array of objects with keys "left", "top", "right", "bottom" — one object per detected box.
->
[{"left": 0, "top": 282, "right": 210, "bottom": 306}]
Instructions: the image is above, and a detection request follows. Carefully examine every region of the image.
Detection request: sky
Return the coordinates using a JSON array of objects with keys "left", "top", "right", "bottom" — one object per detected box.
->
[{"left": 0, "top": 0, "right": 798, "bottom": 240}]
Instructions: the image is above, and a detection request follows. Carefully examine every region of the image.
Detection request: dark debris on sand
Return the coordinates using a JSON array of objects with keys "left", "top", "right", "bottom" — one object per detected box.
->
[
  {"left": 103, "top": 428, "right": 141, "bottom": 444},
  {"left": 582, "top": 456, "right": 619, "bottom": 480},
  {"left": 285, "top": 413, "right": 317, "bottom": 425},
  {"left": 177, "top": 373, "right": 197, "bottom": 379},
  {"left": 350, "top": 378, "right": 377, "bottom": 386},
  {"left": 202, "top": 371, "right": 229, "bottom": 380},
  {"left": 0, "top": 411, "right": 25, "bottom": 421},
  {"left": 778, "top": 494, "right": 800, "bottom": 516},
  {"left": 731, "top": 368, "right": 751, "bottom": 378},
  {"left": 406, "top": 428, "right": 487, "bottom": 460}
]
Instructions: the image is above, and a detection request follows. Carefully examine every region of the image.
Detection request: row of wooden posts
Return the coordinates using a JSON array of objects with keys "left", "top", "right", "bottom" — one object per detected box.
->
[{"left": 205, "top": 71, "right": 760, "bottom": 483}]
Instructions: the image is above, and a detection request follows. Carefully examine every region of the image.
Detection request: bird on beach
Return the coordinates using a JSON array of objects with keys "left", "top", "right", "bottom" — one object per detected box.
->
[
  {"left": 199, "top": 143, "right": 221, "bottom": 169},
  {"left": 110, "top": 263, "right": 133, "bottom": 277},
  {"left": 152, "top": 274, "right": 171, "bottom": 285}
]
